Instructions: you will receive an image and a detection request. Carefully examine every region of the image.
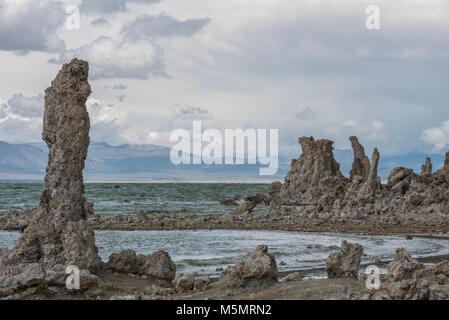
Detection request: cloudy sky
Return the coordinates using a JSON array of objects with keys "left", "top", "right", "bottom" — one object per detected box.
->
[{"left": 0, "top": 0, "right": 448, "bottom": 158}]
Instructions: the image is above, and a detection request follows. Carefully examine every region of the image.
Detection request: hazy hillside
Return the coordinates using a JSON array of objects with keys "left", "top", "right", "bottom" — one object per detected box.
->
[
  {"left": 0, "top": 141, "right": 47, "bottom": 174},
  {"left": 0, "top": 140, "right": 445, "bottom": 182},
  {"left": 0, "top": 141, "right": 290, "bottom": 182}
]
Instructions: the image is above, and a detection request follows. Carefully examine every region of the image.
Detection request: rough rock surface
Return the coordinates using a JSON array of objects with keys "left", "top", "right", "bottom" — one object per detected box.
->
[
  {"left": 142, "top": 250, "right": 176, "bottom": 281},
  {"left": 0, "top": 59, "right": 102, "bottom": 298},
  {"left": 219, "top": 245, "right": 278, "bottom": 288},
  {"left": 174, "top": 272, "right": 197, "bottom": 291},
  {"left": 0, "top": 263, "right": 45, "bottom": 297},
  {"left": 107, "top": 249, "right": 144, "bottom": 274},
  {"left": 276, "top": 137, "right": 348, "bottom": 210},
  {"left": 173, "top": 272, "right": 211, "bottom": 292},
  {"left": 357, "top": 148, "right": 381, "bottom": 201},
  {"left": 261, "top": 135, "right": 449, "bottom": 218},
  {"left": 366, "top": 248, "right": 449, "bottom": 300},
  {"left": 326, "top": 240, "right": 363, "bottom": 279},
  {"left": 386, "top": 248, "right": 424, "bottom": 282},
  {"left": 349, "top": 136, "right": 371, "bottom": 182},
  {"left": 106, "top": 249, "right": 176, "bottom": 282},
  {"left": 0, "top": 209, "right": 34, "bottom": 232},
  {"left": 2, "top": 59, "right": 101, "bottom": 274},
  {"left": 421, "top": 157, "right": 432, "bottom": 175}
]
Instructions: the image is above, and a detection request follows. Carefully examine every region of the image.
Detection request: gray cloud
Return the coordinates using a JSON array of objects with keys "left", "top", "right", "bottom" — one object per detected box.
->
[
  {"left": 80, "top": 0, "right": 161, "bottom": 14},
  {"left": 178, "top": 106, "right": 213, "bottom": 120},
  {"left": 180, "top": 106, "right": 208, "bottom": 115},
  {"left": 0, "top": 117, "right": 42, "bottom": 143},
  {"left": 116, "top": 95, "right": 126, "bottom": 103},
  {"left": 0, "top": 0, "right": 65, "bottom": 53},
  {"left": 49, "top": 36, "right": 167, "bottom": 80},
  {"left": 7, "top": 94, "right": 44, "bottom": 118},
  {"left": 91, "top": 18, "right": 109, "bottom": 27},
  {"left": 50, "top": 11, "right": 209, "bottom": 80},
  {"left": 86, "top": 100, "right": 122, "bottom": 143},
  {"left": 0, "top": 103, "right": 7, "bottom": 119},
  {"left": 295, "top": 107, "right": 317, "bottom": 121},
  {"left": 113, "top": 84, "right": 128, "bottom": 90},
  {"left": 122, "top": 14, "right": 210, "bottom": 40}
]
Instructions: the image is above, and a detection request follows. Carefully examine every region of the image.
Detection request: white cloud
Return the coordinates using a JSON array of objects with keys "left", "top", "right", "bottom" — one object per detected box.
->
[
  {"left": 342, "top": 120, "right": 358, "bottom": 129},
  {"left": 421, "top": 121, "right": 449, "bottom": 151},
  {"left": 0, "top": 0, "right": 448, "bottom": 158},
  {"left": 50, "top": 37, "right": 167, "bottom": 79},
  {"left": 80, "top": 0, "right": 161, "bottom": 14},
  {"left": 368, "top": 121, "right": 386, "bottom": 141},
  {"left": 122, "top": 14, "right": 210, "bottom": 40},
  {"left": 0, "top": 116, "right": 42, "bottom": 143},
  {"left": 7, "top": 93, "right": 44, "bottom": 117}
]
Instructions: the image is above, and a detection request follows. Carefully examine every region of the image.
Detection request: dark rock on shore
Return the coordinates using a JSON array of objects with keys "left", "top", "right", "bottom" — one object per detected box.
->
[
  {"left": 365, "top": 248, "right": 449, "bottom": 300},
  {"left": 264, "top": 135, "right": 449, "bottom": 218},
  {"left": 218, "top": 245, "right": 278, "bottom": 288},
  {"left": 106, "top": 249, "right": 176, "bottom": 282},
  {"left": 326, "top": 240, "right": 363, "bottom": 279}
]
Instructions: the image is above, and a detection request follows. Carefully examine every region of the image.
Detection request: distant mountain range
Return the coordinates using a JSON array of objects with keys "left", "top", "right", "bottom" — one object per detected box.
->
[
  {"left": 0, "top": 140, "right": 445, "bottom": 182},
  {"left": 0, "top": 141, "right": 290, "bottom": 182}
]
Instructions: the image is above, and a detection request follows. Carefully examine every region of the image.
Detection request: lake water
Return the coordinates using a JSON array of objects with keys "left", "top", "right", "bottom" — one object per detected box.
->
[
  {"left": 1, "top": 230, "right": 448, "bottom": 278},
  {"left": 0, "top": 183, "right": 269, "bottom": 215},
  {"left": 2, "top": 183, "right": 448, "bottom": 278}
]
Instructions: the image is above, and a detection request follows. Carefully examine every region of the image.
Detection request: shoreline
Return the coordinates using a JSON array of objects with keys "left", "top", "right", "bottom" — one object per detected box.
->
[
  {"left": 2, "top": 210, "right": 449, "bottom": 300},
  {"left": 3, "top": 208, "right": 449, "bottom": 238}
]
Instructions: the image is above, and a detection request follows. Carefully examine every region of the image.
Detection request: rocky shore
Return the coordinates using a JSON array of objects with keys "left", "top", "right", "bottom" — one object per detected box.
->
[
  {"left": 2, "top": 208, "right": 449, "bottom": 237},
  {"left": 1, "top": 58, "right": 449, "bottom": 300},
  {"left": 2, "top": 239, "right": 449, "bottom": 300}
]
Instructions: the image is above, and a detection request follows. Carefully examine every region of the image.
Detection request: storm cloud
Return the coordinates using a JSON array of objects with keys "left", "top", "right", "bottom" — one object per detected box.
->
[{"left": 0, "top": 0, "right": 65, "bottom": 53}]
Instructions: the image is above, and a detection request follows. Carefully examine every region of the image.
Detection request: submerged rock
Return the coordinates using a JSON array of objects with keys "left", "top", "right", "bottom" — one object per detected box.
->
[
  {"left": 219, "top": 195, "right": 241, "bottom": 206},
  {"left": 326, "top": 240, "right": 363, "bottom": 279}
]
